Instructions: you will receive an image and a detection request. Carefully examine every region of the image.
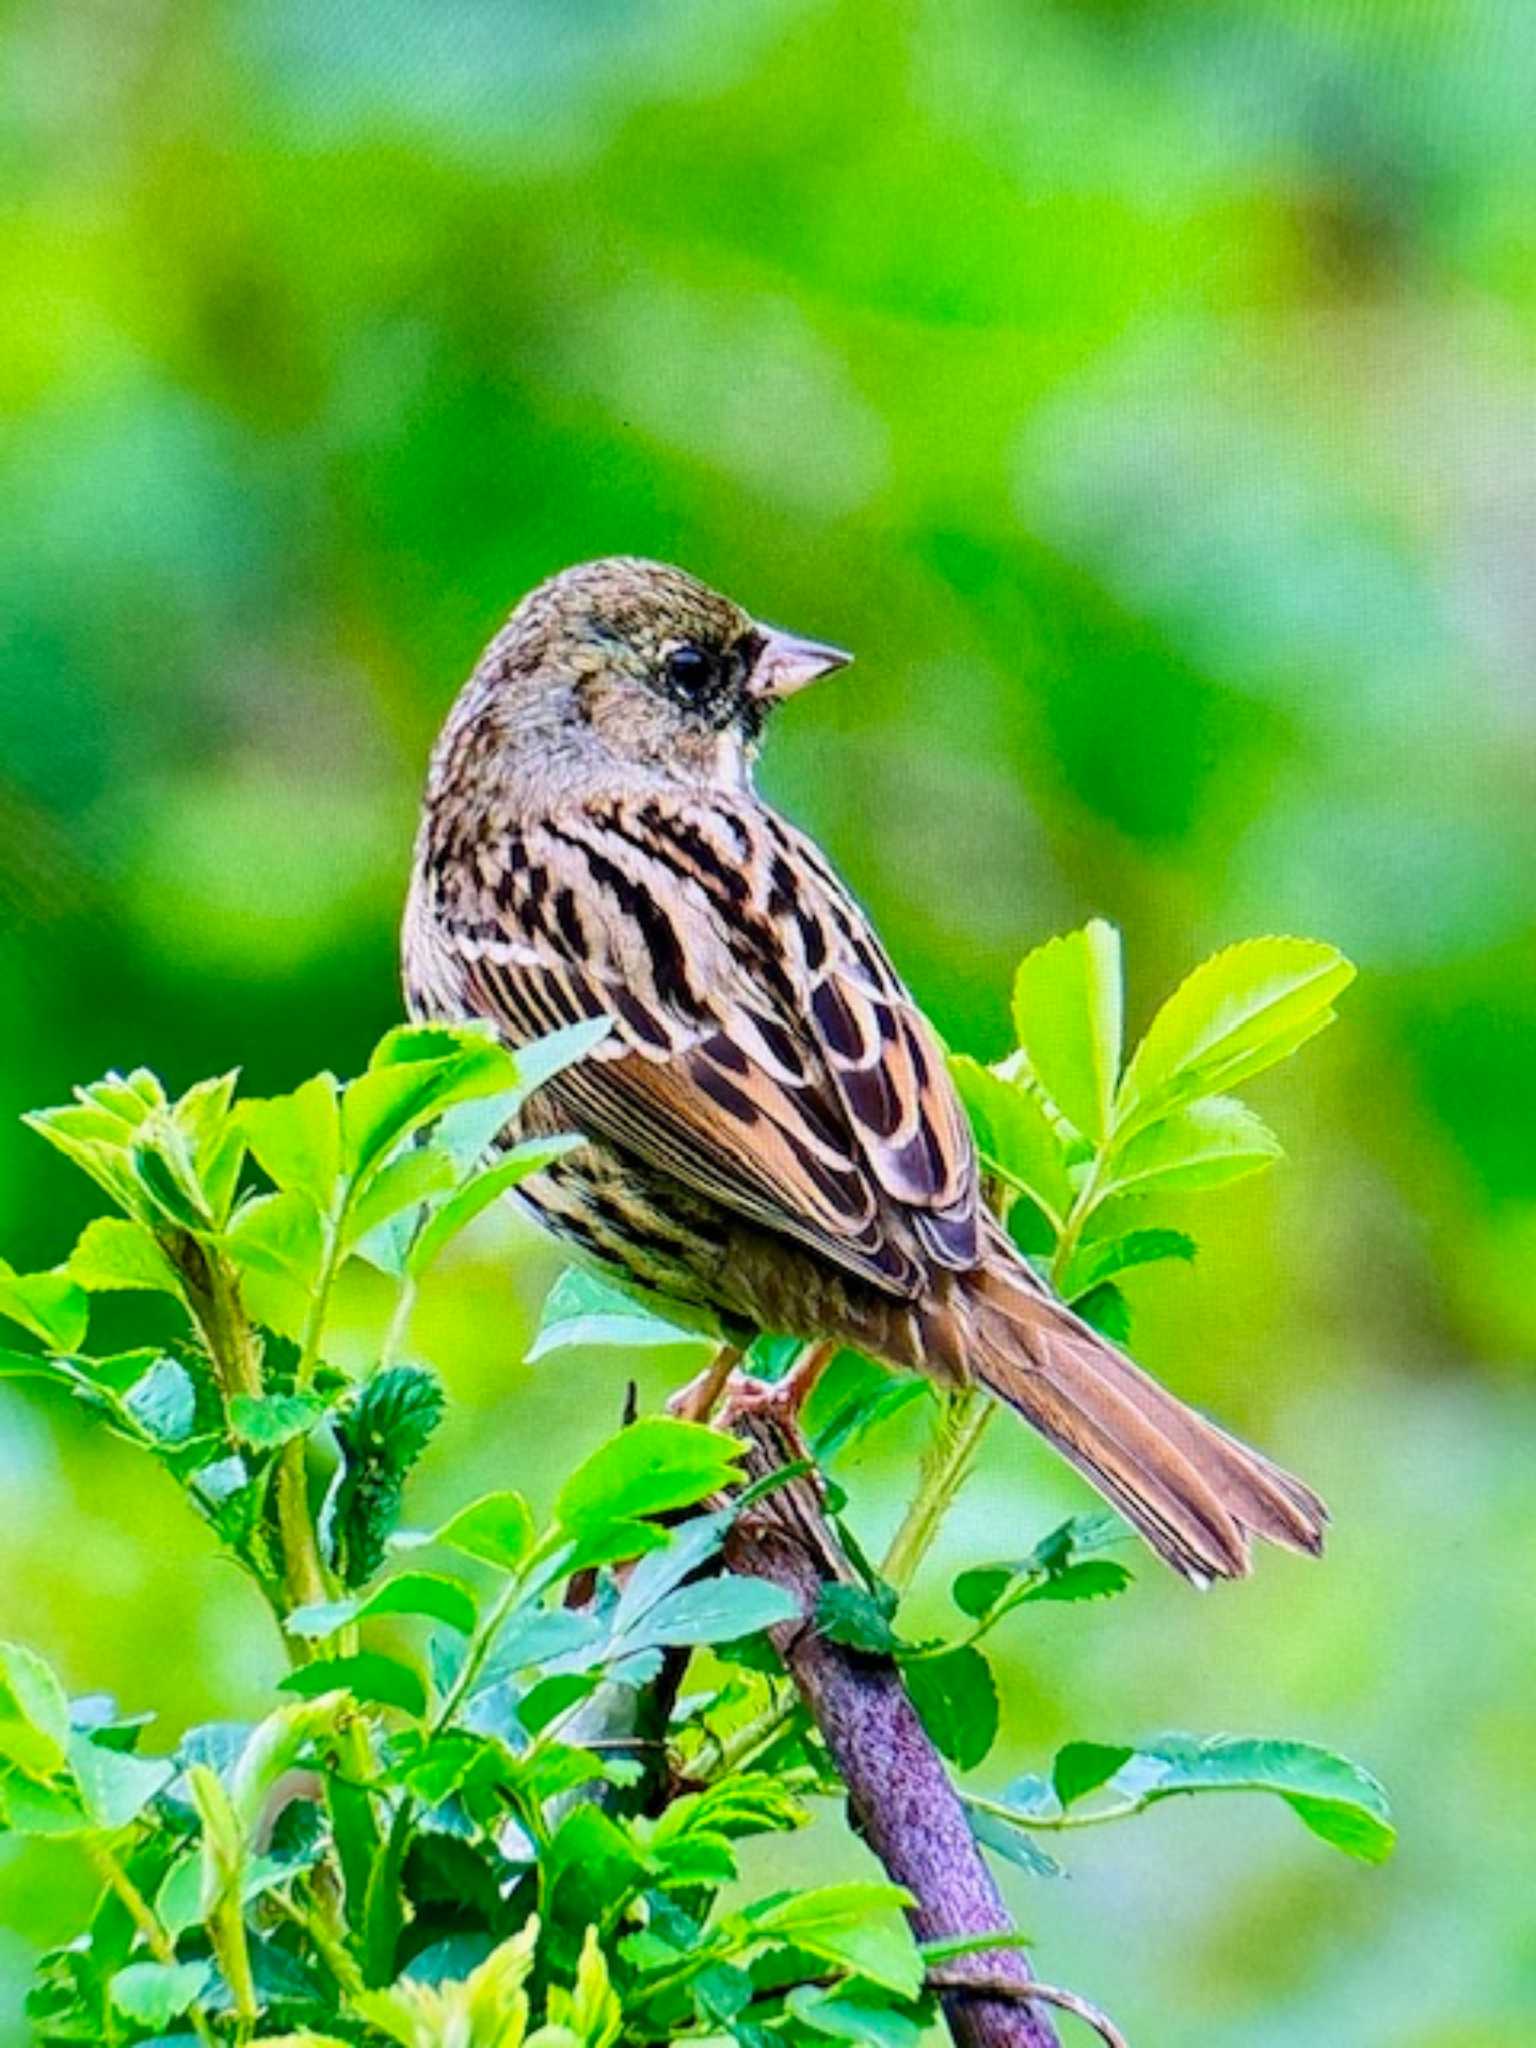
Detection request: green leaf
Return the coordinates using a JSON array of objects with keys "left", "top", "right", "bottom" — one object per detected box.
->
[
  {"left": 343, "top": 1034, "right": 521, "bottom": 1178},
  {"left": 816, "top": 1583, "right": 901, "bottom": 1655},
  {"left": 1018, "top": 1559, "right": 1133, "bottom": 1605},
  {"left": 66, "top": 1217, "right": 182, "bottom": 1296},
  {"left": 406, "top": 1137, "right": 584, "bottom": 1277},
  {"left": 1101, "top": 1734, "right": 1395, "bottom": 1862},
  {"left": 1117, "top": 937, "right": 1354, "bottom": 1128},
  {"left": 787, "top": 1987, "right": 922, "bottom": 2046},
  {"left": 428, "top": 1491, "right": 537, "bottom": 1573},
  {"left": 615, "top": 1575, "right": 799, "bottom": 1652},
  {"left": 229, "top": 1391, "right": 325, "bottom": 1450},
  {"left": 1011, "top": 920, "right": 1122, "bottom": 1143},
  {"left": 1072, "top": 1280, "right": 1131, "bottom": 1343},
  {"left": 964, "top": 1802, "right": 1064, "bottom": 1880},
  {"left": 528, "top": 1265, "right": 721, "bottom": 1368},
  {"left": 226, "top": 1188, "right": 326, "bottom": 1286},
  {"left": 741, "top": 1883, "right": 922, "bottom": 1998},
  {"left": 555, "top": 1417, "right": 744, "bottom": 1530},
  {"left": 68, "top": 1735, "right": 175, "bottom": 1828},
  {"left": 948, "top": 1057, "right": 1074, "bottom": 1224},
  {"left": 904, "top": 1646, "right": 998, "bottom": 1771},
  {"left": 109, "top": 1960, "right": 211, "bottom": 2030},
  {"left": 279, "top": 1653, "right": 426, "bottom": 1717},
  {"left": 807, "top": 1354, "right": 930, "bottom": 1464},
  {"left": 0, "top": 1264, "right": 88, "bottom": 1352},
  {"left": 240, "top": 1074, "right": 342, "bottom": 1206},
  {"left": 1105, "top": 1096, "right": 1282, "bottom": 1198},
  {"left": 0, "top": 1643, "right": 71, "bottom": 1774},
  {"left": 344, "top": 1143, "right": 457, "bottom": 1251},
  {"left": 507, "top": 1016, "right": 612, "bottom": 1093},
  {"left": 288, "top": 1571, "right": 477, "bottom": 1641},
  {"left": 123, "top": 1358, "right": 197, "bottom": 1443},
  {"left": 1059, "top": 1228, "right": 1196, "bottom": 1301},
  {"left": 1052, "top": 1741, "right": 1134, "bottom": 1808}
]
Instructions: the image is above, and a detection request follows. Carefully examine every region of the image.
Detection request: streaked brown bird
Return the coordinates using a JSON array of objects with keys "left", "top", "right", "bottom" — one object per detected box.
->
[{"left": 403, "top": 558, "right": 1326, "bottom": 1583}]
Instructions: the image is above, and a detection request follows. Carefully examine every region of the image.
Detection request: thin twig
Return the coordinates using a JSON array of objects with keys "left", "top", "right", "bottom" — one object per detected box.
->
[{"left": 928, "top": 1972, "right": 1129, "bottom": 2048}]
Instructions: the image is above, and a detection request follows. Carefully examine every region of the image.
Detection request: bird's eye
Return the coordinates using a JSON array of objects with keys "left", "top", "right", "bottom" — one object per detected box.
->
[{"left": 663, "top": 644, "right": 716, "bottom": 697}]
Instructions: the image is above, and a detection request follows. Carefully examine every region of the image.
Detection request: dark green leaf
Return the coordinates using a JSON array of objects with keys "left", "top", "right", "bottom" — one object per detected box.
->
[
  {"left": 787, "top": 1987, "right": 922, "bottom": 2046},
  {"left": 1019, "top": 1560, "right": 1133, "bottom": 1605},
  {"left": 1060, "top": 1228, "right": 1196, "bottom": 1301},
  {"left": 279, "top": 1653, "right": 426, "bottom": 1717},
  {"left": 1010, "top": 920, "right": 1123, "bottom": 1143},
  {"left": 1072, "top": 1281, "right": 1132, "bottom": 1343},
  {"left": 229, "top": 1390, "right": 325, "bottom": 1450},
  {"left": 904, "top": 1647, "right": 998, "bottom": 1770},
  {"left": 816, "top": 1583, "right": 901, "bottom": 1655},
  {"left": 324, "top": 1365, "right": 445, "bottom": 1587},
  {"left": 555, "top": 1416, "right": 744, "bottom": 1529},
  {"left": 1053, "top": 1741, "right": 1134, "bottom": 1808},
  {"left": 618, "top": 1575, "right": 799, "bottom": 1652},
  {"left": 109, "top": 1961, "right": 210, "bottom": 2030},
  {"left": 739, "top": 1883, "right": 922, "bottom": 1998},
  {"left": 529, "top": 1264, "right": 720, "bottom": 1368},
  {"left": 240, "top": 1074, "right": 342, "bottom": 1206},
  {"left": 67, "top": 1218, "right": 182, "bottom": 1297}
]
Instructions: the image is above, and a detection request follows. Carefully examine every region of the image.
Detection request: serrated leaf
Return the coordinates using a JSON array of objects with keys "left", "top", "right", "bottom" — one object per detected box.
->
[
  {"left": 229, "top": 1391, "right": 325, "bottom": 1450},
  {"left": 240, "top": 1074, "right": 342, "bottom": 1205},
  {"left": 0, "top": 1264, "right": 88, "bottom": 1352},
  {"left": 344, "top": 1143, "right": 458, "bottom": 1251},
  {"left": 1052, "top": 1741, "right": 1134, "bottom": 1808},
  {"left": 109, "top": 1960, "right": 211, "bottom": 2030},
  {"left": 963, "top": 1801, "right": 1065, "bottom": 1878},
  {"left": 904, "top": 1646, "right": 998, "bottom": 1771},
  {"left": 288, "top": 1570, "right": 477, "bottom": 1641},
  {"left": 68, "top": 1735, "right": 175, "bottom": 1828},
  {"left": 1018, "top": 1559, "right": 1133, "bottom": 1605},
  {"left": 616, "top": 1574, "right": 798, "bottom": 1652},
  {"left": 1105, "top": 1096, "right": 1282, "bottom": 1198},
  {"left": 342, "top": 1037, "right": 521, "bottom": 1177},
  {"left": 816, "top": 1583, "right": 901, "bottom": 1655},
  {"left": 406, "top": 1137, "right": 583, "bottom": 1277},
  {"left": 1117, "top": 937, "right": 1354, "bottom": 1129},
  {"left": 226, "top": 1187, "right": 326, "bottom": 1285},
  {"left": 787, "top": 1987, "right": 922, "bottom": 2047},
  {"left": 1108, "top": 1734, "right": 1395, "bottom": 1862},
  {"left": 1072, "top": 1279, "right": 1132, "bottom": 1343},
  {"left": 67, "top": 1217, "right": 182, "bottom": 1296},
  {"left": 948, "top": 1057, "right": 1074, "bottom": 1225},
  {"left": 323, "top": 1365, "right": 445, "bottom": 1587},
  {"left": 528, "top": 1265, "right": 721, "bottom": 1368},
  {"left": 1011, "top": 920, "right": 1122, "bottom": 1143},
  {"left": 279, "top": 1653, "right": 426, "bottom": 1718},
  {"left": 430, "top": 1491, "right": 537, "bottom": 1573},
  {"left": 1060, "top": 1228, "right": 1196, "bottom": 1301},
  {"left": 124, "top": 1358, "right": 197, "bottom": 1443},
  {"left": 555, "top": 1417, "right": 744, "bottom": 1530},
  {"left": 0, "top": 1642, "right": 71, "bottom": 1774},
  {"left": 741, "top": 1883, "right": 922, "bottom": 1998}
]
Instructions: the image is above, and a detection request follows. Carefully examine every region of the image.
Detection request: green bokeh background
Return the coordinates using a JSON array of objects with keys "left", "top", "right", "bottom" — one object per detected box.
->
[{"left": 3, "top": 2, "right": 1533, "bottom": 2041}]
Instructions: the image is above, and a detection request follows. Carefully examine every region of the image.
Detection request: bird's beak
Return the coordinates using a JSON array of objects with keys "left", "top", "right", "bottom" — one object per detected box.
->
[{"left": 748, "top": 624, "right": 853, "bottom": 701}]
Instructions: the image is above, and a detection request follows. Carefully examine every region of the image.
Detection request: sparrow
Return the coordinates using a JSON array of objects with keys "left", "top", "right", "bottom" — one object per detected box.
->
[{"left": 402, "top": 558, "right": 1326, "bottom": 1583}]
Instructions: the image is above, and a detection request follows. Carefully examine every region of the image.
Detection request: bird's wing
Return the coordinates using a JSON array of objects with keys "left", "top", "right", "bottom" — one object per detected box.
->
[{"left": 413, "top": 792, "right": 980, "bottom": 1297}]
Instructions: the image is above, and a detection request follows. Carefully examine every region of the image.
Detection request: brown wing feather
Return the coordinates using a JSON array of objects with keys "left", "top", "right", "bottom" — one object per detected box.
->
[{"left": 416, "top": 793, "right": 980, "bottom": 1297}]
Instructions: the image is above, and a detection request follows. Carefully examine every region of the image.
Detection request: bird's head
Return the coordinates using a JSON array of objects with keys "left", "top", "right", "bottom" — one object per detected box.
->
[{"left": 465, "top": 557, "right": 851, "bottom": 791}]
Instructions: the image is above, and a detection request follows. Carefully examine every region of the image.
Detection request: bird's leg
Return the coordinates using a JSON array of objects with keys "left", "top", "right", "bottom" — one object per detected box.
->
[
  {"left": 723, "top": 1338, "right": 840, "bottom": 1424},
  {"left": 666, "top": 1344, "right": 743, "bottom": 1423}
]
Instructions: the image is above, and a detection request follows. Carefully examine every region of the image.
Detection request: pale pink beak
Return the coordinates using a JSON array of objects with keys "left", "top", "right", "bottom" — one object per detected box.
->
[{"left": 749, "top": 624, "right": 853, "bottom": 700}]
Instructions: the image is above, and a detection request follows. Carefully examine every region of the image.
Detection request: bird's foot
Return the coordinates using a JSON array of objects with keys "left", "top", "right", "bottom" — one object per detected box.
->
[
  {"left": 715, "top": 1339, "right": 839, "bottom": 1439},
  {"left": 666, "top": 1345, "right": 743, "bottom": 1424}
]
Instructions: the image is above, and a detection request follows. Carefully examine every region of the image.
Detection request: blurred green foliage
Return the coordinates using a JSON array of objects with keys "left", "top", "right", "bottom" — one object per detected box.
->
[{"left": 2, "top": 1, "right": 1533, "bottom": 2042}]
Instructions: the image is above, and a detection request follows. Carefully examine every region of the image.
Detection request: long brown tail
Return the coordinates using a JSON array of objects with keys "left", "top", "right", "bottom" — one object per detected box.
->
[{"left": 920, "top": 1229, "right": 1327, "bottom": 1584}]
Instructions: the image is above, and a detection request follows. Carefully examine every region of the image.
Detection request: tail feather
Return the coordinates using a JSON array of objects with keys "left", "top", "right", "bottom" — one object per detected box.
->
[{"left": 931, "top": 1234, "right": 1328, "bottom": 1585}]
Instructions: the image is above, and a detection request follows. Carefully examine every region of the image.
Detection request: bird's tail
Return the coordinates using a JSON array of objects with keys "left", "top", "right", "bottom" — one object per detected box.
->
[{"left": 923, "top": 1230, "right": 1327, "bottom": 1584}]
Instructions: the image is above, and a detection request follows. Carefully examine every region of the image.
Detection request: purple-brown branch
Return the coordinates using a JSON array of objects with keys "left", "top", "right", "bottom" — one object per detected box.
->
[{"left": 723, "top": 1400, "right": 1060, "bottom": 2048}]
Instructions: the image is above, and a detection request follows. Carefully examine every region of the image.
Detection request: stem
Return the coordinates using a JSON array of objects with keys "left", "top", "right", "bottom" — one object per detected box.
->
[
  {"left": 722, "top": 1401, "right": 1059, "bottom": 2048},
  {"left": 964, "top": 1792, "right": 1144, "bottom": 1835},
  {"left": 87, "top": 1842, "right": 218, "bottom": 2048},
  {"left": 882, "top": 1388, "right": 996, "bottom": 1593},
  {"left": 380, "top": 1273, "right": 418, "bottom": 1368}
]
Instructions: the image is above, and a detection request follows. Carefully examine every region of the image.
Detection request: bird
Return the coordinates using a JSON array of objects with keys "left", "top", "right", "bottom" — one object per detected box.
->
[{"left": 402, "top": 557, "right": 1326, "bottom": 1584}]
